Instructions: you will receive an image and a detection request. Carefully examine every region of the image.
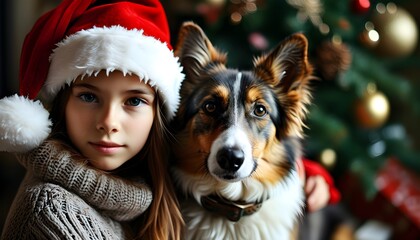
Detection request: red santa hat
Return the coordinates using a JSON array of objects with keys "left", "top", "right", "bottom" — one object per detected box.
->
[{"left": 0, "top": 0, "right": 184, "bottom": 152}]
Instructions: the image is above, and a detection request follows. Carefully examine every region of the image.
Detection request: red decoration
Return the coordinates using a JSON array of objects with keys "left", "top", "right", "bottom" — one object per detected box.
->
[
  {"left": 351, "top": 0, "right": 370, "bottom": 14},
  {"left": 375, "top": 158, "right": 420, "bottom": 228},
  {"left": 340, "top": 158, "right": 420, "bottom": 239}
]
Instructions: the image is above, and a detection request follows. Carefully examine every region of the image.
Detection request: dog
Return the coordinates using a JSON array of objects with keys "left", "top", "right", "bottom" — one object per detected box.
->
[{"left": 171, "top": 22, "right": 314, "bottom": 240}]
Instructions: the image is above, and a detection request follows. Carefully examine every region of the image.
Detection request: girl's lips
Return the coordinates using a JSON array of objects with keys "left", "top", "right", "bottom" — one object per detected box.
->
[{"left": 89, "top": 142, "right": 124, "bottom": 154}]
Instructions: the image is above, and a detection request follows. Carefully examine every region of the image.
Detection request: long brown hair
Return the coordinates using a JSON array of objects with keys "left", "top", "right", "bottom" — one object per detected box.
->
[
  {"left": 137, "top": 96, "right": 184, "bottom": 240},
  {"left": 49, "top": 80, "right": 184, "bottom": 240}
]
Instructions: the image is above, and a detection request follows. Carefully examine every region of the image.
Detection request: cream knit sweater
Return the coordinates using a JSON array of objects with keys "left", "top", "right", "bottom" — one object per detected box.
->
[{"left": 2, "top": 141, "right": 153, "bottom": 239}]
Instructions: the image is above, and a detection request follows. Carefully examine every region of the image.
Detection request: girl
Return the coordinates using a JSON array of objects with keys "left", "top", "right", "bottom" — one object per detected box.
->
[{"left": 0, "top": 0, "right": 184, "bottom": 239}]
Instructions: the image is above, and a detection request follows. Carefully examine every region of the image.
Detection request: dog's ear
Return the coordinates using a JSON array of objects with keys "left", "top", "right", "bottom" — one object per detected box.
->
[
  {"left": 253, "top": 33, "right": 314, "bottom": 138},
  {"left": 253, "top": 33, "right": 312, "bottom": 94},
  {"left": 174, "top": 21, "right": 227, "bottom": 82}
]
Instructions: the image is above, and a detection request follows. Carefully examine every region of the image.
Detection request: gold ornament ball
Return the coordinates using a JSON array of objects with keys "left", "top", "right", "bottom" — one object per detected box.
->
[
  {"left": 371, "top": 3, "right": 418, "bottom": 58},
  {"left": 355, "top": 90, "right": 390, "bottom": 128},
  {"left": 319, "top": 148, "right": 337, "bottom": 170}
]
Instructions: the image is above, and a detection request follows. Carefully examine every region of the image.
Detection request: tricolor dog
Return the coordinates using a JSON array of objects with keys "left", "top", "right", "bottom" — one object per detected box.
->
[{"left": 171, "top": 22, "right": 314, "bottom": 240}]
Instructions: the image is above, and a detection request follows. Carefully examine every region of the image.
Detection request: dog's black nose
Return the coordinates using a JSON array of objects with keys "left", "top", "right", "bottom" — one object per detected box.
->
[{"left": 216, "top": 147, "right": 244, "bottom": 171}]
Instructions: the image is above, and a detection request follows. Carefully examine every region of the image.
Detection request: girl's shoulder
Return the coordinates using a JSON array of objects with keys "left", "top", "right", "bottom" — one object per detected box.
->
[{"left": 3, "top": 177, "right": 125, "bottom": 240}]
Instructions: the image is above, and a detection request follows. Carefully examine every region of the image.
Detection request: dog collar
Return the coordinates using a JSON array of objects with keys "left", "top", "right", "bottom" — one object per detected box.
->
[{"left": 201, "top": 195, "right": 262, "bottom": 222}]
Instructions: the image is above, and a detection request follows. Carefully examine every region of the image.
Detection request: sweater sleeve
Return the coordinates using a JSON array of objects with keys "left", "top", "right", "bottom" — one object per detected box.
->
[
  {"left": 302, "top": 158, "right": 341, "bottom": 204},
  {"left": 2, "top": 181, "right": 126, "bottom": 240},
  {"left": 17, "top": 141, "right": 153, "bottom": 221}
]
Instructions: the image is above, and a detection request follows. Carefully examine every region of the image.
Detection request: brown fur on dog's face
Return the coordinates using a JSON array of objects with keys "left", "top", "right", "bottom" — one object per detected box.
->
[{"left": 172, "top": 22, "right": 313, "bottom": 185}]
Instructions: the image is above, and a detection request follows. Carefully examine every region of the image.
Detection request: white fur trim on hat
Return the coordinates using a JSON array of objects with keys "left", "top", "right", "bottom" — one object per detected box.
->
[
  {"left": 41, "top": 26, "right": 184, "bottom": 120},
  {"left": 0, "top": 94, "right": 51, "bottom": 152}
]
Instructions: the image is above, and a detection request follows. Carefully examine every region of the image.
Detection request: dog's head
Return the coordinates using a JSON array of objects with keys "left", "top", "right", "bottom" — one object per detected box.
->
[{"left": 172, "top": 22, "right": 313, "bottom": 194}]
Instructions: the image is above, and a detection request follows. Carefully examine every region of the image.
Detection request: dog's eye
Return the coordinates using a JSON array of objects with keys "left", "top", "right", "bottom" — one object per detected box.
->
[
  {"left": 203, "top": 101, "right": 217, "bottom": 114},
  {"left": 253, "top": 104, "right": 267, "bottom": 117}
]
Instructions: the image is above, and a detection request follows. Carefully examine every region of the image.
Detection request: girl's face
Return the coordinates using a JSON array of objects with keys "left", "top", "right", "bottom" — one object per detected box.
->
[{"left": 65, "top": 71, "right": 155, "bottom": 171}]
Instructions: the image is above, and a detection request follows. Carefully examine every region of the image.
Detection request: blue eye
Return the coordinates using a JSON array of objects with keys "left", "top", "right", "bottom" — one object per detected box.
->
[
  {"left": 79, "top": 93, "right": 97, "bottom": 103},
  {"left": 126, "top": 97, "right": 144, "bottom": 106}
]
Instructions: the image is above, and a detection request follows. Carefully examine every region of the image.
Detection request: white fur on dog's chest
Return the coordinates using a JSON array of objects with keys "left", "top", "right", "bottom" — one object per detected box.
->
[{"left": 180, "top": 171, "right": 304, "bottom": 240}]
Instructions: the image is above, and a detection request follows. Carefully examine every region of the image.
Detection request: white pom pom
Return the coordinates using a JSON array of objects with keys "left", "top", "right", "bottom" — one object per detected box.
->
[{"left": 0, "top": 94, "right": 51, "bottom": 152}]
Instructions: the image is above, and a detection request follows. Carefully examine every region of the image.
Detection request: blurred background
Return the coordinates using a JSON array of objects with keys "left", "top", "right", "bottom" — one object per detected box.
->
[{"left": 1, "top": 0, "right": 420, "bottom": 238}]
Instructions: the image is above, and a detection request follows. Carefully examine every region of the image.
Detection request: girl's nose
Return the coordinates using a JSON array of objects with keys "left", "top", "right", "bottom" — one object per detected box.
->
[{"left": 96, "top": 104, "right": 119, "bottom": 134}]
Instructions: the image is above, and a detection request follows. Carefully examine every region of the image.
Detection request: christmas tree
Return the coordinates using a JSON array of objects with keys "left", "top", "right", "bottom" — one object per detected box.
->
[{"left": 163, "top": 0, "right": 420, "bottom": 237}]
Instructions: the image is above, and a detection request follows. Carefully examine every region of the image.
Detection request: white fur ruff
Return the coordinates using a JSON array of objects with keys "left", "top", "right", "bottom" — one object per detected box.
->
[
  {"left": 42, "top": 26, "right": 184, "bottom": 120},
  {"left": 0, "top": 94, "right": 51, "bottom": 152},
  {"left": 173, "top": 168, "right": 304, "bottom": 240}
]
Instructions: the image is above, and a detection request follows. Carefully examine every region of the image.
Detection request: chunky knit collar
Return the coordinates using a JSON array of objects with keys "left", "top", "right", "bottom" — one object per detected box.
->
[{"left": 17, "top": 140, "right": 153, "bottom": 221}]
